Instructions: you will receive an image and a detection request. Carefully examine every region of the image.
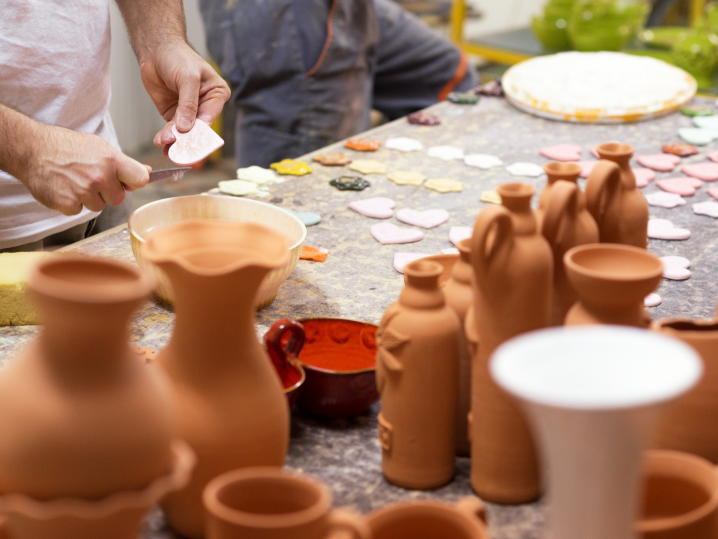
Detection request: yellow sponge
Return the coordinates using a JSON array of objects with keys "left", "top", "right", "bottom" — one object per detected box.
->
[{"left": 0, "top": 252, "right": 53, "bottom": 326}]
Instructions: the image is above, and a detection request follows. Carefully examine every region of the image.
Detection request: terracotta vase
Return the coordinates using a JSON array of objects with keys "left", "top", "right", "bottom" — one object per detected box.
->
[
  {"left": 587, "top": 143, "right": 648, "bottom": 248},
  {"left": 492, "top": 326, "right": 703, "bottom": 539},
  {"left": 638, "top": 450, "right": 718, "bottom": 539},
  {"left": 535, "top": 161, "right": 583, "bottom": 226},
  {"left": 541, "top": 180, "right": 600, "bottom": 325},
  {"left": 142, "top": 220, "right": 292, "bottom": 539},
  {"left": 0, "top": 255, "right": 184, "bottom": 538},
  {"left": 652, "top": 319, "right": 718, "bottom": 463},
  {"left": 366, "top": 497, "right": 490, "bottom": 539},
  {"left": 469, "top": 182, "right": 552, "bottom": 504},
  {"left": 564, "top": 243, "right": 663, "bottom": 327},
  {"left": 203, "top": 467, "right": 370, "bottom": 539},
  {"left": 376, "top": 259, "right": 461, "bottom": 489},
  {"left": 442, "top": 239, "right": 474, "bottom": 457}
]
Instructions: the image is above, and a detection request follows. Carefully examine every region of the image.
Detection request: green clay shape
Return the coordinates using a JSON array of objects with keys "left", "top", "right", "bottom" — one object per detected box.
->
[
  {"left": 330, "top": 176, "right": 371, "bottom": 191},
  {"left": 681, "top": 105, "right": 714, "bottom": 117},
  {"left": 447, "top": 91, "right": 480, "bottom": 105}
]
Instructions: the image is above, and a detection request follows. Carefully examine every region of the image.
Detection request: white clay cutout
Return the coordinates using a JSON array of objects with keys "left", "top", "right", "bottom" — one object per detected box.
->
[
  {"left": 506, "top": 162, "right": 544, "bottom": 177},
  {"left": 348, "top": 197, "right": 396, "bottom": 219},
  {"left": 648, "top": 219, "right": 691, "bottom": 240},
  {"left": 371, "top": 223, "right": 424, "bottom": 244},
  {"left": 396, "top": 209, "right": 450, "bottom": 229},
  {"left": 644, "top": 293, "right": 662, "bottom": 307},
  {"left": 660, "top": 256, "right": 691, "bottom": 280},
  {"left": 692, "top": 200, "right": 718, "bottom": 218},
  {"left": 386, "top": 137, "right": 424, "bottom": 152},
  {"left": 449, "top": 226, "right": 472, "bottom": 245},
  {"left": 427, "top": 146, "right": 465, "bottom": 161},
  {"left": 645, "top": 192, "right": 686, "bottom": 208},
  {"left": 393, "top": 253, "right": 430, "bottom": 273},
  {"left": 464, "top": 154, "right": 503, "bottom": 169}
]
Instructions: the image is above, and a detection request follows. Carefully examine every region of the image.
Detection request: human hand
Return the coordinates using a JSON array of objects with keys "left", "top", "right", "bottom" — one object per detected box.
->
[
  {"left": 141, "top": 42, "right": 230, "bottom": 152},
  {"left": 23, "top": 125, "right": 150, "bottom": 215}
]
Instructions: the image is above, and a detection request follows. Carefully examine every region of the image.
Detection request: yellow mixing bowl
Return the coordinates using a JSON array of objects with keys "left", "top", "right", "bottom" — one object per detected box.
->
[{"left": 128, "top": 195, "right": 306, "bottom": 309}]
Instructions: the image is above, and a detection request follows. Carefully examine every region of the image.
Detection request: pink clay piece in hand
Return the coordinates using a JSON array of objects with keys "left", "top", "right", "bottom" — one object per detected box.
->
[{"left": 168, "top": 119, "right": 224, "bottom": 166}]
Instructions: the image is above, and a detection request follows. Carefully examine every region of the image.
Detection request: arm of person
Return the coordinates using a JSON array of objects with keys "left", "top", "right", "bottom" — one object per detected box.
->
[
  {"left": 0, "top": 103, "right": 150, "bottom": 215},
  {"left": 114, "top": 0, "right": 230, "bottom": 151}
]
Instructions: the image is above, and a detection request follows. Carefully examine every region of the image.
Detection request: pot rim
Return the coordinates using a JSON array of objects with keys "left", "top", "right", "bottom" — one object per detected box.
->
[
  {"left": 564, "top": 243, "right": 663, "bottom": 283},
  {"left": 636, "top": 449, "right": 718, "bottom": 532},
  {"left": 295, "top": 317, "right": 377, "bottom": 375},
  {"left": 366, "top": 500, "right": 488, "bottom": 537},
  {"left": 282, "top": 358, "right": 307, "bottom": 394},
  {"left": 203, "top": 467, "right": 332, "bottom": 529},
  {"left": 128, "top": 195, "right": 307, "bottom": 251},
  {"left": 0, "top": 440, "right": 194, "bottom": 520},
  {"left": 653, "top": 318, "right": 718, "bottom": 339}
]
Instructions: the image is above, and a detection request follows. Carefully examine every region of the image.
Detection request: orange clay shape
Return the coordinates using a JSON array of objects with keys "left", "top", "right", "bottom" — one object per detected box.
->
[
  {"left": 300, "top": 246, "right": 330, "bottom": 262},
  {"left": 345, "top": 138, "right": 381, "bottom": 151},
  {"left": 312, "top": 152, "right": 352, "bottom": 166},
  {"left": 270, "top": 159, "right": 312, "bottom": 176}
]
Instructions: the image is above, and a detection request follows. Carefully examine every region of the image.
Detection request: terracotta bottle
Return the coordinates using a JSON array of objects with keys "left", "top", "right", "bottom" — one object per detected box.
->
[
  {"left": 652, "top": 319, "right": 718, "bottom": 463},
  {"left": 535, "top": 161, "right": 583, "bottom": 225},
  {"left": 376, "top": 259, "right": 461, "bottom": 489},
  {"left": 587, "top": 143, "right": 648, "bottom": 248},
  {"left": 442, "top": 239, "right": 474, "bottom": 457},
  {"left": 0, "top": 256, "right": 176, "bottom": 500},
  {"left": 541, "top": 180, "right": 600, "bottom": 325},
  {"left": 563, "top": 244, "right": 663, "bottom": 327},
  {"left": 469, "top": 183, "right": 552, "bottom": 503},
  {"left": 142, "top": 220, "right": 292, "bottom": 539}
]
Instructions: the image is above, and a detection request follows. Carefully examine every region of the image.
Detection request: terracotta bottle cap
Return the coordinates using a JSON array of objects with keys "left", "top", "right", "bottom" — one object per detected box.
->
[
  {"left": 496, "top": 183, "right": 535, "bottom": 210},
  {"left": 543, "top": 161, "right": 582, "bottom": 184},
  {"left": 400, "top": 260, "right": 445, "bottom": 309},
  {"left": 596, "top": 142, "right": 635, "bottom": 162}
]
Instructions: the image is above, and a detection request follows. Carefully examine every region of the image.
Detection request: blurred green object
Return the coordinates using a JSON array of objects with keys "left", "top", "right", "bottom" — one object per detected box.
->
[
  {"left": 532, "top": 0, "right": 575, "bottom": 50},
  {"left": 638, "top": 27, "right": 689, "bottom": 49},
  {"left": 567, "top": 0, "right": 650, "bottom": 51},
  {"left": 672, "top": 31, "right": 718, "bottom": 89}
]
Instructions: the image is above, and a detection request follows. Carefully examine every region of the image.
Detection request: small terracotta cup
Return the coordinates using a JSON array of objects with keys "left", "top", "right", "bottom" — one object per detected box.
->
[
  {"left": 637, "top": 450, "right": 718, "bottom": 539},
  {"left": 366, "top": 497, "right": 489, "bottom": 539},
  {"left": 203, "top": 467, "right": 370, "bottom": 539}
]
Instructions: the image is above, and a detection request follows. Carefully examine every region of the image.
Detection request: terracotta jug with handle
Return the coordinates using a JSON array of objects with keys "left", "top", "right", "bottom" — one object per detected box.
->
[
  {"left": 587, "top": 143, "right": 648, "bottom": 248},
  {"left": 143, "top": 219, "right": 291, "bottom": 539},
  {"left": 535, "top": 161, "right": 584, "bottom": 226},
  {"left": 541, "top": 180, "right": 600, "bottom": 326},
  {"left": 468, "top": 183, "right": 552, "bottom": 504}
]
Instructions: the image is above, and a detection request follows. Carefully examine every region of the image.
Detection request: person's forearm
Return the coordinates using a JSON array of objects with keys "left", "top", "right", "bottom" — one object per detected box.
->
[
  {"left": 0, "top": 103, "right": 42, "bottom": 182},
  {"left": 114, "top": 0, "right": 188, "bottom": 63}
]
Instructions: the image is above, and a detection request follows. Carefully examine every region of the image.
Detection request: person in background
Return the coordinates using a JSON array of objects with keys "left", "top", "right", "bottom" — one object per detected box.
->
[
  {"left": 198, "top": 0, "right": 478, "bottom": 168},
  {"left": 0, "top": 0, "right": 230, "bottom": 253}
]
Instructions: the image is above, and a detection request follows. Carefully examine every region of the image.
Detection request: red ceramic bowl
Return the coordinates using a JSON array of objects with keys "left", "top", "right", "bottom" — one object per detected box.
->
[
  {"left": 283, "top": 359, "right": 306, "bottom": 407},
  {"left": 264, "top": 319, "right": 307, "bottom": 406},
  {"left": 295, "top": 318, "right": 379, "bottom": 418}
]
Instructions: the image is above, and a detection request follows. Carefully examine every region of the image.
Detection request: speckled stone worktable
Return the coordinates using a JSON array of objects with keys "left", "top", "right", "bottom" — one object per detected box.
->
[{"left": 2, "top": 96, "right": 718, "bottom": 539}]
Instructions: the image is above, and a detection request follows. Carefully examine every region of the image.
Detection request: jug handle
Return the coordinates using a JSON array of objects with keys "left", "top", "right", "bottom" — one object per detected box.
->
[
  {"left": 455, "top": 496, "right": 488, "bottom": 524},
  {"left": 471, "top": 206, "right": 513, "bottom": 279},
  {"left": 541, "top": 180, "right": 579, "bottom": 248},
  {"left": 585, "top": 160, "right": 621, "bottom": 229},
  {"left": 265, "top": 318, "right": 306, "bottom": 371},
  {"left": 326, "top": 508, "right": 371, "bottom": 539}
]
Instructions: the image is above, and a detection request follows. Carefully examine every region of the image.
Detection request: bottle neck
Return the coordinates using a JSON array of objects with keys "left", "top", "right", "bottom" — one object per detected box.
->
[{"left": 400, "top": 273, "right": 444, "bottom": 309}]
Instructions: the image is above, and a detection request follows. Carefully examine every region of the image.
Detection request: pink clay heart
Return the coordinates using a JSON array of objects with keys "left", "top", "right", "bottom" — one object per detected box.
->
[
  {"left": 539, "top": 144, "right": 582, "bottom": 162},
  {"left": 168, "top": 119, "right": 225, "bottom": 166},
  {"left": 647, "top": 219, "right": 691, "bottom": 240},
  {"left": 348, "top": 197, "right": 395, "bottom": 219},
  {"left": 656, "top": 177, "right": 703, "bottom": 196},
  {"left": 636, "top": 154, "right": 681, "bottom": 172},
  {"left": 578, "top": 161, "right": 597, "bottom": 178},
  {"left": 393, "top": 253, "right": 430, "bottom": 273},
  {"left": 660, "top": 256, "right": 691, "bottom": 280},
  {"left": 633, "top": 168, "right": 656, "bottom": 187},
  {"left": 396, "top": 209, "right": 450, "bottom": 229},
  {"left": 708, "top": 150, "right": 718, "bottom": 163},
  {"left": 645, "top": 293, "right": 662, "bottom": 307},
  {"left": 681, "top": 162, "right": 718, "bottom": 181},
  {"left": 371, "top": 223, "right": 424, "bottom": 244},
  {"left": 449, "top": 226, "right": 472, "bottom": 246},
  {"left": 693, "top": 200, "right": 718, "bottom": 218}
]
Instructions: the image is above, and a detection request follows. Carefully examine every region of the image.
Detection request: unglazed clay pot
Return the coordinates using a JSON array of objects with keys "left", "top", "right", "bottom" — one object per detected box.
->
[
  {"left": 366, "top": 497, "right": 490, "bottom": 539},
  {"left": 492, "top": 326, "right": 703, "bottom": 539},
  {"left": 541, "top": 180, "right": 600, "bottom": 325},
  {"left": 535, "top": 161, "right": 583, "bottom": 225},
  {"left": 442, "top": 239, "right": 474, "bottom": 457},
  {"left": 376, "top": 259, "right": 461, "bottom": 489},
  {"left": 653, "top": 319, "right": 718, "bottom": 463},
  {"left": 469, "top": 183, "right": 552, "bottom": 503},
  {"left": 203, "top": 467, "right": 370, "bottom": 539},
  {"left": 143, "top": 220, "right": 292, "bottom": 539},
  {"left": 0, "top": 256, "right": 176, "bottom": 500},
  {"left": 587, "top": 143, "right": 648, "bottom": 248},
  {"left": 564, "top": 243, "right": 663, "bottom": 327},
  {"left": 638, "top": 450, "right": 718, "bottom": 539}
]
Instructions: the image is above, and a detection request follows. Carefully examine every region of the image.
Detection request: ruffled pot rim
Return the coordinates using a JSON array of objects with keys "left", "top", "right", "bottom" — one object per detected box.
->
[{"left": 0, "top": 439, "right": 195, "bottom": 520}]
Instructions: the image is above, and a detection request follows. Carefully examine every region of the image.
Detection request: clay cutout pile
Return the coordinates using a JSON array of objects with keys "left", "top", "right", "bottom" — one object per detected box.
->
[
  {"left": 312, "top": 152, "right": 352, "bottom": 166},
  {"left": 648, "top": 219, "right": 691, "bottom": 240},
  {"left": 349, "top": 160, "right": 387, "bottom": 175},
  {"left": 636, "top": 154, "right": 680, "bottom": 172},
  {"left": 237, "top": 166, "right": 283, "bottom": 185},
  {"left": 449, "top": 226, "right": 472, "bottom": 245},
  {"left": 393, "top": 253, "right": 430, "bottom": 273},
  {"left": 396, "top": 209, "right": 449, "bottom": 229},
  {"left": 506, "top": 162, "right": 544, "bottom": 177},
  {"left": 682, "top": 163, "right": 718, "bottom": 181},
  {"left": 693, "top": 200, "right": 718, "bottom": 217},
  {"left": 371, "top": 223, "right": 424, "bottom": 244},
  {"left": 345, "top": 138, "right": 381, "bottom": 151},
  {"left": 424, "top": 178, "right": 463, "bottom": 193},
  {"left": 539, "top": 144, "right": 581, "bottom": 161},
  {"left": 270, "top": 159, "right": 312, "bottom": 175},
  {"left": 386, "top": 137, "right": 423, "bottom": 152},
  {"left": 657, "top": 178, "right": 703, "bottom": 196},
  {"left": 427, "top": 146, "right": 464, "bottom": 161},
  {"left": 349, "top": 197, "right": 395, "bottom": 219},
  {"left": 663, "top": 143, "right": 698, "bottom": 156},
  {"left": 464, "top": 154, "right": 503, "bottom": 169},
  {"left": 388, "top": 171, "right": 426, "bottom": 186},
  {"left": 168, "top": 119, "right": 225, "bottom": 166},
  {"left": 661, "top": 256, "right": 691, "bottom": 280},
  {"left": 407, "top": 112, "right": 440, "bottom": 126},
  {"left": 645, "top": 192, "right": 686, "bottom": 208},
  {"left": 330, "top": 176, "right": 370, "bottom": 191}
]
